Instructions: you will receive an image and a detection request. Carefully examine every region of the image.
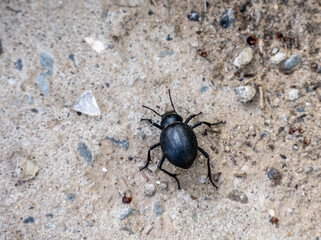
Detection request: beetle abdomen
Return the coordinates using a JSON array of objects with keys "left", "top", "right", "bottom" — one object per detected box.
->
[{"left": 160, "top": 122, "right": 198, "bottom": 169}]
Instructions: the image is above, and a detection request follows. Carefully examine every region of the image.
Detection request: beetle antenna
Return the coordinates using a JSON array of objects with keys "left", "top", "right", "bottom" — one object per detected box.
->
[
  {"left": 168, "top": 89, "right": 176, "bottom": 112},
  {"left": 142, "top": 105, "right": 161, "bottom": 117}
]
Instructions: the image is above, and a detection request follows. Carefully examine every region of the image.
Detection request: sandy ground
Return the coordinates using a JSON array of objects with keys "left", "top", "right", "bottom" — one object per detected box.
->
[{"left": 0, "top": 0, "right": 320, "bottom": 239}]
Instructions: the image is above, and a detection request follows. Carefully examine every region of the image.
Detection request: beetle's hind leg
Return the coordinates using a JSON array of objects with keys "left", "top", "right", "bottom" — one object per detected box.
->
[
  {"left": 198, "top": 146, "right": 218, "bottom": 189},
  {"left": 157, "top": 155, "right": 181, "bottom": 189},
  {"left": 140, "top": 143, "right": 160, "bottom": 171}
]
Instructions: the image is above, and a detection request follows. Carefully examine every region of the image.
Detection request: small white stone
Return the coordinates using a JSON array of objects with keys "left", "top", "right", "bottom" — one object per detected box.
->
[
  {"left": 199, "top": 175, "right": 207, "bottom": 183},
  {"left": 269, "top": 209, "right": 275, "bottom": 217},
  {"left": 144, "top": 184, "right": 156, "bottom": 197},
  {"left": 270, "top": 52, "right": 286, "bottom": 64},
  {"left": 102, "top": 167, "right": 107, "bottom": 172},
  {"left": 233, "top": 47, "right": 254, "bottom": 68},
  {"left": 288, "top": 89, "right": 299, "bottom": 101},
  {"left": 72, "top": 90, "right": 101, "bottom": 116},
  {"left": 84, "top": 37, "right": 105, "bottom": 53},
  {"left": 271, "top": 48, "right": 279, "bottom": 55},
  {"left": 17, "top": 160, "right": 39, "bottom": 182},
  {"left": 235, "top": 85, "right": 257, "bottom": 103}
]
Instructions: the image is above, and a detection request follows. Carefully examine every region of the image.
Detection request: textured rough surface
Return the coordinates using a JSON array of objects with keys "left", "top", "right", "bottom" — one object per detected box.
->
[{"left": 0, "top": 1, "right": 320, "bottom": 240}]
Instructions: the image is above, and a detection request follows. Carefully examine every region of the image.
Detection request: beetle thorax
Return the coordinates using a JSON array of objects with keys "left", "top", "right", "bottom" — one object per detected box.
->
[{"left": 161, "top": 112, "right": 183, "bottom": 128}]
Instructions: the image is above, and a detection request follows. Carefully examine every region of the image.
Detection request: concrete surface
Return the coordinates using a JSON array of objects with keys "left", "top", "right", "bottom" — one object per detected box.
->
[{"left": 0, "top": 0, "right": 320, "bottom": 239}]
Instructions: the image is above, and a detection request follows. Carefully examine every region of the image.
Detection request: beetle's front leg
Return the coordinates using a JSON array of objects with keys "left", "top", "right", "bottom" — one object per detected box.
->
[
  {"left": 185, "top": 112, "right": 202, "bottom": 124},
  {"left": 191, "top": 120, "right": 225, "bottom": 129},
  {"left": 141, "top": 118, "right": 162, "bottom": 130}
]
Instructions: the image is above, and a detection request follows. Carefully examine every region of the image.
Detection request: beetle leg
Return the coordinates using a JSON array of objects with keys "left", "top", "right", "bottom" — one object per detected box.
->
[
  {"left": 198, "top": 146, "right": 218, "bottom": 189},
  {"left": 141, "top": 118, "right": 163, "bottom": 130},
  {"left": 157, "top": 155, "right": 181, "bottom": 189},
  {"left": 191, "top": 120, "right": 225, "bottom": 129},
  {"left": 184, "top": 112, "right": 202, "bottom": 124},
  {"left": 140, "top": 142, "right": 161, "bottom": 171}
]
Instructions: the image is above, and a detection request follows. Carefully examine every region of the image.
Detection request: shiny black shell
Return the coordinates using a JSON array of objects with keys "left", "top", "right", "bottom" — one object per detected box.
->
[{"left": 160, "top": 122, "right": 198, "bottom": 169}]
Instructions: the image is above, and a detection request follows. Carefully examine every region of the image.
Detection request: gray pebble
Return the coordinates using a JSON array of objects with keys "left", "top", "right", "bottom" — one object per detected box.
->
[
  {"left": 140, "top": 133, "right": 146, "bottom": 140},
  {"left": 14, "top": 58, "right": 23, "bottom": 71},
  {"left": 235, "top": 85, "right": 256, "bottom": 103},
  {"left": 45, "top": 213, "right": 53, "bottom": 218},
  {"left": 77, "top": 142, "right": 93, "bottom": 166},
  {"left": 200, "top": 86, "right": 209, "bottom": 93},
  {"left": 304, "top": 167, "right": 313, "bottom": 174},
  {"left": 23, "top": 216, "right": 35, "bottom": 224},
  {"left": 227, "top": 189, "right": 248, "bottom": 204},
  {"left": 158, "top": 50, "right": 175, "bottom": 58},
  {"left": 67, "top": 193, "right": 76, "bottom": 203},
  {"left": 105, "top": 137, "right": 129, "bottom": 150},
  {"left": 267, "top": 168, "right": 281, "bottom": 182},
  {"left": 116, "top": 208, "right": 134, "bottom": 220},
  {"left": 39, "top": 53, "right": 54, "bottom": 75},
  {"left": 153, "top": 202, "right": 163, "bottom": 216},
  {"left": 284, "top": 54, "right": 301, "bottom": 70},
  {"left": 280, "top": 54, "right": 301, "bottom": 73},
  {"left": 0, "top": 39, "right": 3, "bottom": 55},
  {"left": 220, "top": 9, "right": 234, "bottom": 28},
  {"left": 187, "top": 10, "right": 200, "bottom": 22},
  {"left": 100, "top": 8, "right": 109, "bottom": 19},
  {"left": 292, "top": 145, "right": 298, "bottom": 150},
  {"left": 36, "top": 72, "right": 50, "bottom": 97},
  {"left": 297, "top": 107, "right": 305, "bottom": 112}
]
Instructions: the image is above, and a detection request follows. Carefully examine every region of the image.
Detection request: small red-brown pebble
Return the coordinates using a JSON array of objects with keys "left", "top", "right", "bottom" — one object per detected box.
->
[
  {"left": 122, "top": 196, "right": 132, "bottom": 204},
  {"left": 247, "top": 35, "right": 258, "bottom": 45}
]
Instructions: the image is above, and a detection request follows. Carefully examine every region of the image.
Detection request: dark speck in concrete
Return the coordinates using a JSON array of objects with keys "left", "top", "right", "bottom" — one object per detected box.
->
[
  {"left": 23, "top": 216, "right": 35, "bottom": 223},
  {"left": 0, "top": 40, "right": 3, "bottom": 55},
  {"left": 220, "top": 9, "right": 234, "bottom": 28},
  {"left": 167, "top": 34, "right": 173, "bottom": 41},
  {"left": 297, "top": 107, "right": 305, "bottom": 112},
  {"left": 105, "top": 82, "right": 110, "bottom": 88},
  {"left": 14, "top": 58, "right": 23, "bottom": 70},
  {"left": 77, "top": 142, "right": 93, "bottom": 166},
  {"left": 67, "top": 193, "right": 76, "bottom": 203},
  {"left": 45, "top": 213, "right": 54, "bottom": 218},
  {"left": 120, "top": 227, "right": 134, "bottom": 235},
  {"left": 69, "top": 53, "right": 76, "bottom": 66},
  {"left": 105, "top": 137, "right": 129, "bottom": 150}
]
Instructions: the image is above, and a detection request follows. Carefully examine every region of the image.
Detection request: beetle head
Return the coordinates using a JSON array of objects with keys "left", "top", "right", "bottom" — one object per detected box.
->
[
  {"left": 161, "top": 111, "right": 183, "bottom": 128},
  {"left": 143, "top": 89, "right": 181, "bottom": 128}
]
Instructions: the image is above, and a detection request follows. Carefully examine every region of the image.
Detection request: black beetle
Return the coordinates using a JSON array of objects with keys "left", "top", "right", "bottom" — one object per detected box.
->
[{"left": 140, "top": 90, "right": 224, "bottom": 189}]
